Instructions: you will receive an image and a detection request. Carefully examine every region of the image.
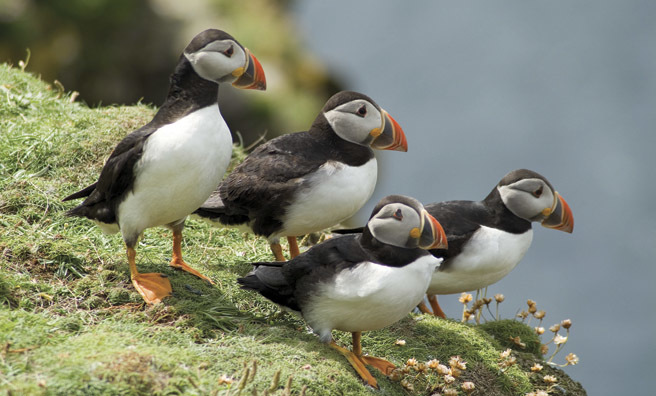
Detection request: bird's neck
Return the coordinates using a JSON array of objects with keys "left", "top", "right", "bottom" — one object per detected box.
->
[
  {"left": 307, "top": 115, "right": 337, "bottom": 140},
  {"left": 482, "top": 188, "right": 532, "bottom": 233},
  {"left": 360, "top": 227, "right": 427, "bottom": 267},
  {"left": 154, "top": 56, "right": 219, "bottom": 123},
  {"left": 307, "top": 115, "right": 375, "bottom": 165}
]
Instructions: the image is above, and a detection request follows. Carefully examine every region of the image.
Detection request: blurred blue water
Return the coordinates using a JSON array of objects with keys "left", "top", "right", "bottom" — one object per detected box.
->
[{"left": 293, "top": 1, "right": 656, "bottom": 394}]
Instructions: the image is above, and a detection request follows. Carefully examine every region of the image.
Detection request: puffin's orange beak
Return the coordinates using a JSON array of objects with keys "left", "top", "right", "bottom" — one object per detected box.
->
[
  {"left": 541, "top": 192, "right": 574, "bottom": 233},
  {"left": 232, "top": 48, "right": 266, "bottom": 90},
  {"left": 419, "top": 210, "right": 448, "bottom": 250},
  {"left": 370, "top": 109, "right": 408, "bottom": 152}
]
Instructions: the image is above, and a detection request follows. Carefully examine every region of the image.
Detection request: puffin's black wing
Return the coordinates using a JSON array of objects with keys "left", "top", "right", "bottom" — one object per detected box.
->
[
  {"left": 62, "top": 124, "right": 159, "bottom": 223},
  {"left": 425, "top": 201, "right": 486, "bottom": 260},
  {"left": 237, "top": 262, "right": 299, "bottom": 310},
  {"left": 202, "top": 133, "right": 331, "bottom": 234},
  {"left": 238, "top": 234, "right": 367, "bottom": 311}
]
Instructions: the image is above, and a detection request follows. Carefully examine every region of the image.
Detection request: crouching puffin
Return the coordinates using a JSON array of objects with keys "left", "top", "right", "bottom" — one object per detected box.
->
[
  {"left": 63, "top": 29, "right": 266, "bottom": 304},
  {"left": 420, "top": 169, "right": 574, "bottom": 317},
  {"left": 194, "top": 91, "right": 408, "bottom": 261},
  {"left": 238, "top": 195, "right": 447, "bottom": 388}
]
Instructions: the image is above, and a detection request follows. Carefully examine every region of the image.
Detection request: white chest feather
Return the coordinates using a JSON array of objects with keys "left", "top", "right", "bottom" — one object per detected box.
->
[
  {"left": 276, "top": 158, "right": 377, "bottom": 239},
  {"left": 118, "top": 106, "right": 232, "bottom": 236},
  {"left": 305, "top": 255, "right": 441, "bottom": 341},
  {"left": 427, "top": 227, "right": 533, "bottom": 295}
]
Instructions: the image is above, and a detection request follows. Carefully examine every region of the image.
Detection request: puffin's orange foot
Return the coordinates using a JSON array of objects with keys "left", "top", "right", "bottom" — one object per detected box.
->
[
  {"left": 428, "top": 294, "right": 447, "bottom": 318},
  {"left": 131, "top": 273, "right": 172, "bottom": 304},
  {"left": 330, "top": 342, "right": 379, "bottom": 388},
  {"left": 360, "top": 355, "right": 396, "bottom": 376},
  {"left": 169, "top": 259, "right": 215, "bottom": 285}
]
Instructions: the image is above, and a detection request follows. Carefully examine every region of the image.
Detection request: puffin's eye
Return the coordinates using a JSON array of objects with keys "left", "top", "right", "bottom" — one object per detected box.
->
[
  {"left": 392, "top": 209, "right": 403, "bottom": 220},
  {"left": 532, "top": 186, "right": 543, "bottom": 198},
  {"left": 356, "top": 105, "right": 367, "bottom": 117},
  {"left": 223, "top": 45, "right": 234, "bottom": 57}
]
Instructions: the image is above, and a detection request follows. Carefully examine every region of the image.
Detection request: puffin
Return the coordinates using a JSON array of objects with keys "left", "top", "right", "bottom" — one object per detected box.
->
[
  {"left": 193, "top": 91, "right": 408, "bottom": 261},
  {"left": 422, "top": 169, "right": 574, "bottom": 317},
  {"left": 237, "top": 195, "right": 447, "bottom": 388},
  {"left": 62, "top": 29, "right": 266, "bottom": 304}
]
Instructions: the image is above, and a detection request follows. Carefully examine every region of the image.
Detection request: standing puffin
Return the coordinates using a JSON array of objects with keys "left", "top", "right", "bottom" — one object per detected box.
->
[
  {"left": 63, "top": 29, "right": 266, "bottom": 304},
  {"left": 420, "top": 169, "right": 574, "bottom": 317},
  {"left": 238, "top": 195, "right": 447, "bottom": 388},
  {"left": 194, "top": 91, "right": 408, "bottom": 261}
]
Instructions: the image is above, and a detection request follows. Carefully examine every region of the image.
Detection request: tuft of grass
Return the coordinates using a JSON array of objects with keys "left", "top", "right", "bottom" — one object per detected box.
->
[
  {"left": 479, "top": 319, "right": 543, "bottom": 357},
  {"left": 0, "top": 64, "right": 587, "bottom": 395}
]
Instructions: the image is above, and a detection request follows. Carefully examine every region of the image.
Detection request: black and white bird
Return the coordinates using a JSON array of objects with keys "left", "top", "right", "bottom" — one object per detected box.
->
[
  {"left": 194, "top": 91, "right": 408, "bottom": 261},
  {"left": 63, "top": 29, "right": 266, "bottom": 304},
  {"left": 420, "top": 169, "right": 574, "bottom": 317},
  {"left": 238, "top": 195, "right": 447, "bottom": 388}
]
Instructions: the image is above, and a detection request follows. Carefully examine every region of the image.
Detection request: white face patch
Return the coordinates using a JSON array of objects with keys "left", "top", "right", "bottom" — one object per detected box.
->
[
  {"left": 367, "top": 203, "right": 420, "bottom": 248},
  {"left": 498, "top": 178, "right": 555, "bottom": 222},
  {"left": 184, "top": 39, "right": 247, "bottom": 83},
  {"left": 323, "top": 99, "right": 382, "bottom": 145}
]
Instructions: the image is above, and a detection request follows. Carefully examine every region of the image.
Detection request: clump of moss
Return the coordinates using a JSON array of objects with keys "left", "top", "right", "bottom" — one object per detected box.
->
[
  {"left": 478, "top": 319, "right": 542, "bottom": 357},
  {"left": 0, "top": 273, "right": 18, "bottom": 307}
]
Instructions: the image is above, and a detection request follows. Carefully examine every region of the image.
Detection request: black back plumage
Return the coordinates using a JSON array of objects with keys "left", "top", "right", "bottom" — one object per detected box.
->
[
  {"left": 62, "top": 51, "right": 220, "bottom": 223},
  {"left": 195, "top": 101, "right": 374, "bottom": 237},
  {"left": 238, "top": 227, "right": 431, "bottom": 312}
]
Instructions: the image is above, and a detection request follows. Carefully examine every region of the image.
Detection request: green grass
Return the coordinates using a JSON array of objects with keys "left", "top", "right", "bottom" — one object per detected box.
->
[{"left": 0, "top": 64, "right": 586, "bottom": 395}]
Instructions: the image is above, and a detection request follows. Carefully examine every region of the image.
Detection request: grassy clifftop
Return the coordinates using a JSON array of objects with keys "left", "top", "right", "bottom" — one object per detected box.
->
[{"left": 0, "top": 65, "right": 586, "bottom": 395}]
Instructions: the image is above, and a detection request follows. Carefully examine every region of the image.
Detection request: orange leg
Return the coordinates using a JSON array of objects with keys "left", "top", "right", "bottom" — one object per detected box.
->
[
  {"left": 428, "top": 294, "right": 447, "bottom": 318},
  {"left": 353, "top": 332, "right": 396, "bottom": 376},
  {"left": 128, "top": 246, "right": 172, "bottom": 304},
  {"left": 270, "top": 242, "right": 286, "bottom": 261},
  {"left": 287, "top": 236, "right": 300, "bottom": 258},
  {"left": 417, "top": 301, "right": 433, "bottom": 314},
  {"left": 169, "top": 229, "right": 214, "bottom": 284},
  {"left": 330, "top": 341, "right": 379, "bottom": 389}
]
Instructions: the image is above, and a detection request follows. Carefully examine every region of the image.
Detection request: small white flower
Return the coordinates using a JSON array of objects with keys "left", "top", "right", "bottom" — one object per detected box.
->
[
  {"left": 543, "top": 375, "right": 558, "bottom": 384},
  {"left": 554, "top": 334, "right": 568, "bottom": 345},
  {"left": 436, "top": 364, "right": 450, "bottom": 376},
  {"left": 459, "top": 293, "right": 473, "bottom": 304},
  {"left": 561, "top": 319, "right": 572, "bottom": 329},
  {"left": 565, "top": 353, "right": 579, "bottom": 365},
  {"left": 461, "top": 381, "right": 475, "bottom": 392}
]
